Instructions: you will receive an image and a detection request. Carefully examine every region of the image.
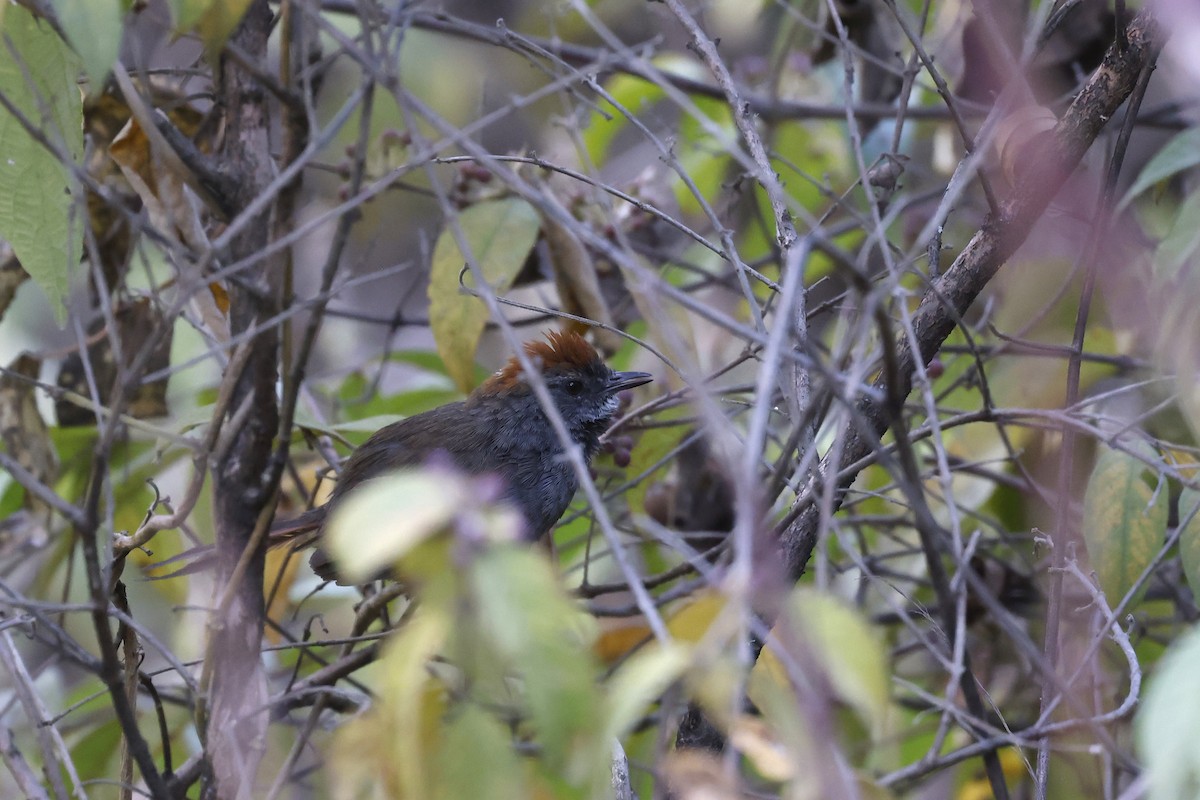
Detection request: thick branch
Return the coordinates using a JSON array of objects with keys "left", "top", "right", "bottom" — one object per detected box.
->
[{"left": 200, "top": 1, "right": 281, "bottom": 797}]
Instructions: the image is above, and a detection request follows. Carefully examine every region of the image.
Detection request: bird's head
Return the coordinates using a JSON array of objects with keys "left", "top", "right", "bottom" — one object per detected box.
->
[{"left": 473, "top": 330, "right": 652, "bottom": 445}]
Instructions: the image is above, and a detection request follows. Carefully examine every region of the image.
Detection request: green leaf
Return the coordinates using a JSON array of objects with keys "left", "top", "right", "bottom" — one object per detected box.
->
[
  {"left": 1178, "top": 488, "right": 1200, "bottom": 597},
  {"left": 1120, "top": 128, "right": 1200, "bottom": 208},
  {"left": 1137, "top": 624, "right": 1200, "bottom": 800},
  {"left": 436, "top": 704, "right": 527, "bottom": 800},
  {"left": 0, "top": 4, "right": 84, "bottom": 321},
  {"left": 675, "top": 94, "right": 734, "bottom": 215},
  {"left": 428, "top": 198, "right": 540, "bottom": 393},
  {"left": 170, "top": 0, "right": 255, "bottom": 55},
  {"left": 582, "top": 72, "right": 665, "bottom": 164},
  {"left": 1081, "top": 450, "right": 1166, "bottom": 605},
  {"left": 471, "top": 547, "right": 601, "bottom": 779},
  {"left": 335, "top": 367, "right": 461, "bottom": 426},
  {"left": 772, "top": 120, "right": 852, "bottom": 215},
  {"left": 291, "top": 408, "right": 402, "bottom": 443},
  {"left": 582, "top": 54, "right": 705, "bottom": 165},
  {"left": 1155, "top": 191, "right": 1200, "bottom": 280},
  {"left": 387, "top": 348, "right": 460, "bottom": 375},
  {"left": 324, "top": 413, "right": 407, "bottom": 435},
  {"left": 169, "top": 0, "right": 206, "bottom": 30},
  {"left": 54, "top": 0, "right": 123, "bottom": 86},
  {"left": 68, "top": 711, "right": 122, "bottom": 781},
  {"left": 799, "top": 589, "right": 891, "bottom": 739},
  {"left": 623, "top": 409, "right": 687, "bottom": 513}
]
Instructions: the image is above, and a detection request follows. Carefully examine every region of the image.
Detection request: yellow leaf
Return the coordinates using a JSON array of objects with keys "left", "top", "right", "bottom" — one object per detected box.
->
[
  {"left": 593, "top": 622, "right": 652, "bottom": 664},
  {"left": 1178, "top": 488, "right": 1200, "bottom": 597},
  {"left": 172, "top": 0, "right": 255, "bottom": 55},
  {"left": 666, "top": 590, "right": 727, "bottom": 643},
  {"left": 378, "top": 611, "right": 451, "bottom": 798},
  {"left": 428, "top": 199, "right": 541, "bottom": 392},
  {"left": 602, "top": 642, "right": 691, "bottom": 742},
  {"left": 1082, "top": 450, "right": 1165, "bottom": 605},
  {"left": 753, "top": 588, "right": 891, "bottom": 741},
  {"left": 661, "top": 750, "right": 740, "bottom": 800},
  {"left": 209, "top": 281, "right": 229, "bottom": 314},
  {"left": 195, "top": 0, "right": 255, "bottom": 56},
  {"left": 729, "top": 716, "right": 795, "bottom": 781},
  {"left": 329, "top": 621, "right": 450, "bottom": 800}
]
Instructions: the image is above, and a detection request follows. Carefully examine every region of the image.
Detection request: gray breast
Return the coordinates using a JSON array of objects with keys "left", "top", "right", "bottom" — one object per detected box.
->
[{"left": 503, "top": 448, "right": 578, "bottom": 539}]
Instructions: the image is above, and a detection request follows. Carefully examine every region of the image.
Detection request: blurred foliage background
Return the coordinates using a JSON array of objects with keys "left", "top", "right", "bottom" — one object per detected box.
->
[{"left": 0, "top": 0, "right": 1198, "bottom": 798}]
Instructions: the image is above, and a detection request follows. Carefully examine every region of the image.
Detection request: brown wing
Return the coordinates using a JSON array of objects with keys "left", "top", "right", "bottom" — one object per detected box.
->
[
  {"left": 329, "top": 402, "right": 483, "bottom": 502},
  {"left": 273, "top": 402, "right": 490, "bottom": 582}
]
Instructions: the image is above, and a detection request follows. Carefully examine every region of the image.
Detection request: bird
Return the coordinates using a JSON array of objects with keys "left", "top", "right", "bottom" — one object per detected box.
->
[{"left": 270, "top": 330, "right": 652, "bottom": 581}]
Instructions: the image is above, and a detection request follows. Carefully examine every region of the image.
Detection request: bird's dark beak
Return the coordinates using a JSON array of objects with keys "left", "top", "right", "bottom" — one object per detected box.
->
[{"left": 608, "top": 370, "right": 653, "bottom": 393}]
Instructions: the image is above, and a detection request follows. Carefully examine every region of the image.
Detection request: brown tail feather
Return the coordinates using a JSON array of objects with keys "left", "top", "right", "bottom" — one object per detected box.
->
[
  {"left": 144, "top": 544, "right": 218, "bottom": 580},
  {"left": 144, "top": 507, "right": 328, "bottom": 580},
  {"left": 266, "top": 506, "right": 327, "bottom": 552},
  {"left": 273, "top": 507, "right": 343, "bottom": 583}
]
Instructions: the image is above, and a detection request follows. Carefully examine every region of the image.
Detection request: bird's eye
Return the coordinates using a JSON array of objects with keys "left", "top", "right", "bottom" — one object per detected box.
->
[{"left": 565, "top": 379, "right": 584, "bottom": 395}]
